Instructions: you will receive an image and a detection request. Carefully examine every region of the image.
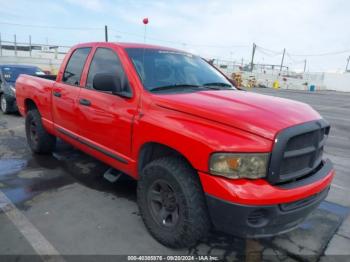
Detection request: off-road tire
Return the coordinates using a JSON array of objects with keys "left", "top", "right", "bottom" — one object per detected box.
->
[
  {"left": 25, "top": 109, "right": 56, "bottom": 154},
  {"left": 137, "top": 157, "right": 210, "bottom": 248}
]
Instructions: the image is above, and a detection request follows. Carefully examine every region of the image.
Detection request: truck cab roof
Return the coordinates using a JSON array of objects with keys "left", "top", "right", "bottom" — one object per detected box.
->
[{"left": 72, "top": 42, "right": 184, "bottom": 52}]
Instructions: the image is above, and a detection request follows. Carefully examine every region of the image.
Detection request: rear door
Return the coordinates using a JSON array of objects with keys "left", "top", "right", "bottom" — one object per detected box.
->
[
  {"left": 52, "top": 47, "right": 91, "bottom": 135},
  {"left": 77, "top": 47, "right": 137, "bottom": 163}
]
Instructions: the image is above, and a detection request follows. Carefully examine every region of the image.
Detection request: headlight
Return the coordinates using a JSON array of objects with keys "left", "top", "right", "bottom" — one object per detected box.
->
[{"left": 209, "top": 153, "right": 269, "bottom": 179}]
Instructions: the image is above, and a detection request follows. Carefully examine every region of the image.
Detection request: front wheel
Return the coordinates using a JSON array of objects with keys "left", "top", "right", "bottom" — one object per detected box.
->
[
  {"left": 25, "top": 109, "right": 56, "bottom": 154},
  {"left": 137, "top": 157, "right": 210, "bottom": 248},
  {"left": 1, "top": 94, "right": 10, "bottom": 114}
]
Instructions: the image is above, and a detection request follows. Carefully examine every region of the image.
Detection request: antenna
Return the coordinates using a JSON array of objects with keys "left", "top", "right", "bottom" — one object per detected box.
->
[
  {"left": 139, "top": 18, "right": 149, "bottom": 120},
  {"left": 143, "top": 18, "right": 149, "bottom": 43}
]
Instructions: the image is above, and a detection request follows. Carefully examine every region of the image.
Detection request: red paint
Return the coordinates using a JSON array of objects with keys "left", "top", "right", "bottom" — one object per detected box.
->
[
  {"left": 198, "top": 170, "right": 334, "bottom": 205},
  {"left": 15, "top": 42, "right": 334, "bottom": 209}
]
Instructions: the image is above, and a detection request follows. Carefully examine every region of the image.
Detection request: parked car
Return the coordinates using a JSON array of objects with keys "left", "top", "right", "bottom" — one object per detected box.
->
[
  {"left": 15, "top": 42, "right": 334, "bottom": 248},
  {"left": 0, "top": 65, "right": 45, "bottom": 114}
]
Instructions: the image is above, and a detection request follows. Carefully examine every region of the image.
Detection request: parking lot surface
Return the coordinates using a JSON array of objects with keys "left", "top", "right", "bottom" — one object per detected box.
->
[{"left": 0, "top": 88, "right": 350, "bottom": 261}]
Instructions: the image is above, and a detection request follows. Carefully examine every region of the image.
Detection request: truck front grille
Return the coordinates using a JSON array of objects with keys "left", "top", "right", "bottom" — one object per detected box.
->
[{"left": 267, "top": 119, "right": 330, "bottom": 185}]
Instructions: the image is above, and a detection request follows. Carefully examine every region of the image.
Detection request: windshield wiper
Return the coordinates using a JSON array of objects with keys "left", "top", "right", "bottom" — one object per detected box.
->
[
  {"left": 150, "top": 82, "right": 232, "bottom": 92},
  {"left": 203, "top": 82, "right": 232, "bottom": 88},
  {"left": 150, "top": 84, "right": 201, "bottom": 92}
]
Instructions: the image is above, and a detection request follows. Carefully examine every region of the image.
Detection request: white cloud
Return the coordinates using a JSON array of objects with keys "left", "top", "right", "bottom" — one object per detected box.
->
[
  {"left": 112, "top": 0, "right": 350, "bottom": 71},
  {"left": 1, "top": 0, "right": 349, "bottom": 71},
  {"left": 64, "top": 0, "right": 104, "bottom": 11}
]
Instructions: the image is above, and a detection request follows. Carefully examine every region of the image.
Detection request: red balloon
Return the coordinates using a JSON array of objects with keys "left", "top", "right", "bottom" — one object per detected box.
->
[{"left": 143, "top": 18, "right": 149, "bottom": 24}]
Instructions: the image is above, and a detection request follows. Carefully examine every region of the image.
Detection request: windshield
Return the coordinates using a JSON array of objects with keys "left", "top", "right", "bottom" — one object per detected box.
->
[
  {"left": 125, "top": 48, "right": 234, "bottom": 92},
  {"left": 1, "top": 66, "right": 45, "bottom": 83}
]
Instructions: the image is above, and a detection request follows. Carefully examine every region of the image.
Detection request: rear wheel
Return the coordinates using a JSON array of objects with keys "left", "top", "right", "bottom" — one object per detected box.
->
[
  {"left": 137, "top": 157, "right": 210, "bottom": 248},
  {"left": 25, "top": 109, "right": 56, "bottom": 154},
  {"left": 0, "top": 94, "right": 10, "bottom": 114}
]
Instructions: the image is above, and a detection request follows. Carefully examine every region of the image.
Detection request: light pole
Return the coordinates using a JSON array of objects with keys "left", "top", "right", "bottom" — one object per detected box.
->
[
  {"left": 280, "top": 48, "right": 286, "bottom": 72},
  {"left": 105, "top": 25, "right": 108, "bottom": 42},
  {"left": 250, "top": 43, "right": 256, "bottom": 72}
]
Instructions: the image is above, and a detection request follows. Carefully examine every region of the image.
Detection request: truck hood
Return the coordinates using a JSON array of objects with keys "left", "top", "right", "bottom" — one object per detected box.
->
[{"left": 153, "top": 90, "right": 321, "bottom": 140}]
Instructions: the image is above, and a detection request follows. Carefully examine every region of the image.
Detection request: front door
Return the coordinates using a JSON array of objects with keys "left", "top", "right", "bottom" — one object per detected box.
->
[{"left": 77, "top": 47, "right": 137, "bottom": 163}]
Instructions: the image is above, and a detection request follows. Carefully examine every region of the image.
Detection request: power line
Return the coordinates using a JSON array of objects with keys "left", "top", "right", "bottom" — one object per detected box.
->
[
  {"left": 3, "top": 19, "right": 350, "bottom": 69},
  {"left": 256, "top": 43, "right": 350, "bottom": 58},
  {"left": 286, "top": 53, "right": 305, "bottom": 64},
  {"left": 255, "top": 45, "right": 283, "bottom": 56},
  {"left": 0, "top": 21, "right": 102, "bottom": 31},
  {"left": 256, "top": 48, "right": 282, "bottom": 57},
  {"left": 287, "top": 50, "right": 350, "bottom": 57},
  {"left": 110, "top": 28, "right": 248, "bottom": 48},
  {"left": 0, "top": 21, "right": 249, "bottom": 49}
]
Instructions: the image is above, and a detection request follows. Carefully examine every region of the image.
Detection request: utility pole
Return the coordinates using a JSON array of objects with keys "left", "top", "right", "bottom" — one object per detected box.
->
[
  {"left": 303, "top": 59, "right": 307, "bottom": 73},
  {"left": 29, "top": 35, "right": 32, "bottom": 57},
  {"left": 345, "top": 56, "right": 350, "bottom": 72},
  {"left": 250, "top": 43, "right": 256, "bottom": 72},
  {"left": 104, "top": 25, "right": 108, "bottom": 42},
  {"left": 14, "top": 34, "right": 17, "bottom": 56},
  {"left": 280, "top": 48, "right": 286, "bottom": 72}
]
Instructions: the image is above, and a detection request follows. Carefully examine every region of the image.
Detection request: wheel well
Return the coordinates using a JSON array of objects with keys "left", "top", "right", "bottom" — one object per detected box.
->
[
  {"left": 138, "top": 142, "right": 193, "bottom": 175},
  {"left": 24, "top": 99, "right": 37, "bottom": 113}
]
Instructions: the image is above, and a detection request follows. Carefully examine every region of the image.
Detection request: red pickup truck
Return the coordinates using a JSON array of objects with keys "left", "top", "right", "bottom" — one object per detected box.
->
[{"left": 16, "top": 42, "right": 334, "bottom": 248}]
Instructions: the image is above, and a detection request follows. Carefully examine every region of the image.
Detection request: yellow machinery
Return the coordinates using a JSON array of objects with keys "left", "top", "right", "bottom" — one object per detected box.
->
[{"left": 231, "top": 72, "right": 243, "bottom": 87}]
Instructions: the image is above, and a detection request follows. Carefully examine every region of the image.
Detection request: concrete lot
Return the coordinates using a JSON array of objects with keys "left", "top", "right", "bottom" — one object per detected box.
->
[{"left": 0, "top": 88, "right": 350, "bottom": 261}]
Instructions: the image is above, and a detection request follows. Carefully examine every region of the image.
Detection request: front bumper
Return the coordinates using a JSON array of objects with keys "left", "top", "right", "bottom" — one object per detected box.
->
[
  {"left": 206, "top": 185, "right": 329, "bottom": 237},
  {"left": 200, "top": 159, "right": 334, "bottom": 237}
]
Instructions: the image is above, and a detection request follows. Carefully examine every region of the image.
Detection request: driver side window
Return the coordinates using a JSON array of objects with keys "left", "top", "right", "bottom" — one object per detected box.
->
[{"left": 86, "top": 48, "right": 130, "bottom": 92}]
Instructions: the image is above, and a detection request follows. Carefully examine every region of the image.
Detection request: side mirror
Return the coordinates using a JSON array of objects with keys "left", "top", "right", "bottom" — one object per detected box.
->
[{"left": 93, "top": 73, "right": 122, "bottom": 93}]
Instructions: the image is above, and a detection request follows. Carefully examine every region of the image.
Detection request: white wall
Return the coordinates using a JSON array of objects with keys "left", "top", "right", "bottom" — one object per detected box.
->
[
  {"left": 0, "top": 56, "right": 63, "bottom": 74},
  {"left": 235, "top": 70, "right": 350, "bottom": 92},
  {"left": 323, "top": 73, "right": 350, "bottom": 92},
  {"left": 241, "top": 71, "right": 327, "bottom": 91}
]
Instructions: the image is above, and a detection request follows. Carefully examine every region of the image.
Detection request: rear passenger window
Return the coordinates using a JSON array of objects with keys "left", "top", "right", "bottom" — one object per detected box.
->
[
  {"left": 86, "top": 48, "right": 130, "bottom": 92},
  {"left": 63, "top": 47, "right": 91, "bottom": 86}
]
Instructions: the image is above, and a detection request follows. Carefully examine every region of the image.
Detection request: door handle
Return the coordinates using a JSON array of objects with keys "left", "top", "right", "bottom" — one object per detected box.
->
[
  {"left": 53, "top": 91, "right": 61, "bottom": 97},
  {"left": 79, "top": 98, "right": 91, "bottom": 106}
]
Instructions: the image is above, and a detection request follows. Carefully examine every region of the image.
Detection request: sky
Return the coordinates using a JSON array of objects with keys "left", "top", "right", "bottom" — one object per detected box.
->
[{"left": 0, "top": 0, "right": 350, "bottom": 72}]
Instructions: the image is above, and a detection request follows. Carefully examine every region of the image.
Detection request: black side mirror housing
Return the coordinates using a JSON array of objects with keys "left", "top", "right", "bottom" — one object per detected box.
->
[{"left": 93, "top": 73, "right": 122, "bottom": 93}]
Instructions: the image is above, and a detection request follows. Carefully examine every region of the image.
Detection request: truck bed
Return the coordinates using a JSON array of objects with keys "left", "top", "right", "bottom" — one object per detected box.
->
[
  {"left": 15, "top": 74, "right": 56, "bottom": 128},
  {"left": 37, "top": 74, "right": 57, "bottom": 81}
]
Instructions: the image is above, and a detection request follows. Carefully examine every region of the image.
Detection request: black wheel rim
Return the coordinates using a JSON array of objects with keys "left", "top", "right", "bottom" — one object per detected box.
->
[
  {"left": 147, "top": 179, "right": 179, "bottom": 227},
  {"left": 29, "top": 120, "right": 39, "bottom": 144}
]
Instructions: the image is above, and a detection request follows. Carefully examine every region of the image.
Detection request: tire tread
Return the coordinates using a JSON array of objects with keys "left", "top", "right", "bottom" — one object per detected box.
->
[
  {"left": 25, "top": 109, "right": 56, "bottom": 154},
  {"left": 137, "top": 157, "right": 210, "bottom": 248}
]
